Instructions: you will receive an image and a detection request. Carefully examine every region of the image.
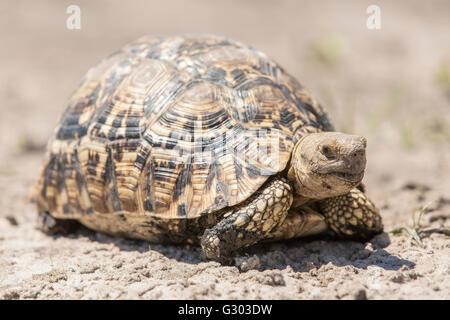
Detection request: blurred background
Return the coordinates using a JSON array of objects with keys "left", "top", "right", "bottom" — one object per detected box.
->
[{"left": 0, "top": 0, "right": 449, "bottom": 225}]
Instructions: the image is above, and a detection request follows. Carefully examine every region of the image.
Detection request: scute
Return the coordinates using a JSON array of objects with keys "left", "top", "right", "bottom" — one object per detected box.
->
[{"left": 34, "top": 34, "right": 333, "bottom": 220}]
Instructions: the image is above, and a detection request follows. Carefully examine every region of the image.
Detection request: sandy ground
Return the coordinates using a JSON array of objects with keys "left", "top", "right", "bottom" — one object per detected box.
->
[{"left": 0, "top": 0, "right": 449, "bottom": 299}]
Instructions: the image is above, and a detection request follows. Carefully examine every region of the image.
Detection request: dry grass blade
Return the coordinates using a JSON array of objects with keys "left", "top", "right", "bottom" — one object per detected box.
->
[{"left": 390, "top": 201, "right": 440, "bottom": 248}]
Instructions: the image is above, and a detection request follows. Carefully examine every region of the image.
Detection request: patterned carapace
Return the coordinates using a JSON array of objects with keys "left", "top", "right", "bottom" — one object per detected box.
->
[{"left": 34, "top": 34, "right": 333, "bottom": 221}]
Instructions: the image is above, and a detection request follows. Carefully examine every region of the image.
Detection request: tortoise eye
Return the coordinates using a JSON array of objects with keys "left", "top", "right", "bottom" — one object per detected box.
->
[{"left": 320, "top": 145, "right": 335, "bottom": 159}]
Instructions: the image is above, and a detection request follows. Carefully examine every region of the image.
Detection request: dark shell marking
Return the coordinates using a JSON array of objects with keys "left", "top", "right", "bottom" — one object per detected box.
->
[{"left": 34, "top": 34, "right": 333, "bottom": 231}]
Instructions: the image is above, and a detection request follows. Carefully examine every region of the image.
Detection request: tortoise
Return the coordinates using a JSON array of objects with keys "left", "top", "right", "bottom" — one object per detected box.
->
[{"left": 33, "top": 34, "right": 383, "bottom": 263}]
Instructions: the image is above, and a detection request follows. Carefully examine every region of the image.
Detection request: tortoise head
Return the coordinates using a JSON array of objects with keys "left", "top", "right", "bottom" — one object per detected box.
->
[{"left": 288, "top": 132, "right": 367, "bottom": 199}]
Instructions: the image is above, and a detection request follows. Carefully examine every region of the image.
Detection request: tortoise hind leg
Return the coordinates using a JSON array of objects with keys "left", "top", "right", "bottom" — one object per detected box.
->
[
  {"left": 37, "top": 212, "right": 81, "bottom": 235},
  {"left": 201, "top": 177, "right": 293, "bottom": 263},
  {"left": 318, "top": 188, "right": 383, "bottom": 241}
]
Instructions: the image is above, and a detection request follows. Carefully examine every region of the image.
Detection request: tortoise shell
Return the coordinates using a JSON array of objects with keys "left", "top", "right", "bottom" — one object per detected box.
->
[{"left": 35, "top": 34, "right": 333, "bottom": 220}]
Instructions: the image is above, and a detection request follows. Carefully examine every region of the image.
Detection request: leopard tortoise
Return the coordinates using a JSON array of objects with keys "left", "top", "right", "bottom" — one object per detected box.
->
[{"left": 33, "top": 34, "right": 383, "bottom": 263}]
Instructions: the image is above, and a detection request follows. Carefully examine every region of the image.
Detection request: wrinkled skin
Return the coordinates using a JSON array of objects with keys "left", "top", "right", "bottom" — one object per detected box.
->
[{"left": 289, "top": 132, "right": 367, "bottom": 200}]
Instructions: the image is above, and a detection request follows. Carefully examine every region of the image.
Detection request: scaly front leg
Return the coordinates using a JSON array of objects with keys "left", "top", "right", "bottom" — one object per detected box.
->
[
  {"left": 318, "top": 188, "right": 383, "bottom": 240},
  {"left": 201, "top": 177, "right": 293, "bottom": 263}
]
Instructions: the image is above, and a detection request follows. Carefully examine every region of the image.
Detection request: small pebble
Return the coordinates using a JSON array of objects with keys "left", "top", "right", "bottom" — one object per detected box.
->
[
  {"left": 354, "top": 289, "right": 367, "bottom": 300},
  {"left": 390, "top": 272, "right": 405, "bottom": 284},
  {"left": 235, "top": 255, "right": 260, "bottom": 272},
  {"left": 5, "top": 215, "right": 18, "bottom": 226}
]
